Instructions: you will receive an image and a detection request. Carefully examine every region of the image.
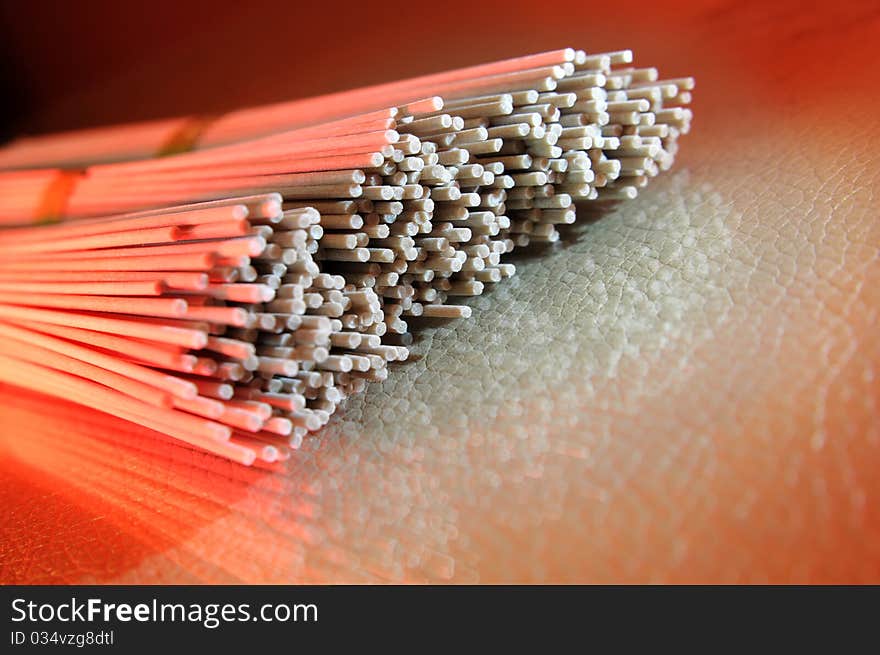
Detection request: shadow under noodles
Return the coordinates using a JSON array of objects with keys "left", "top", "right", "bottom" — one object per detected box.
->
[{"left": 0, "top": 171, "right": 741, "bottom": 582}]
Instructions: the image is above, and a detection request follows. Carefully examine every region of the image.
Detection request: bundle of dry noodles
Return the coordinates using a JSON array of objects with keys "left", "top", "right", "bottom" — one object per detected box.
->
[{"left": 0, "top": 48, "right": 693, "bottom": 465}]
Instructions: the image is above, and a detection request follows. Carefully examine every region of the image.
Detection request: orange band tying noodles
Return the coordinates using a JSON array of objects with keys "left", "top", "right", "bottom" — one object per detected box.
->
[
  {"left": 35, "top": 170, "right": 82, "bottom": 223},
  {"left": 156, "top": 115, "right": 218, "bottom": 157}
]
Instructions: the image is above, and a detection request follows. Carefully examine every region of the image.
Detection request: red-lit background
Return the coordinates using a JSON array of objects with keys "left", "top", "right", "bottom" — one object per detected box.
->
[{"left": 0, "top": 0, "right": 878, "bottom": 583}]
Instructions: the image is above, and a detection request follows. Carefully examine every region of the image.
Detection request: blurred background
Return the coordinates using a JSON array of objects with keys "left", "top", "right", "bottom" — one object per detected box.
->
[
  {"left": 0, "top": 0, "right": 798, "bottom": 136},
  {"left": 0, "top": 0, "right": 878, "bottom": 583}
]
